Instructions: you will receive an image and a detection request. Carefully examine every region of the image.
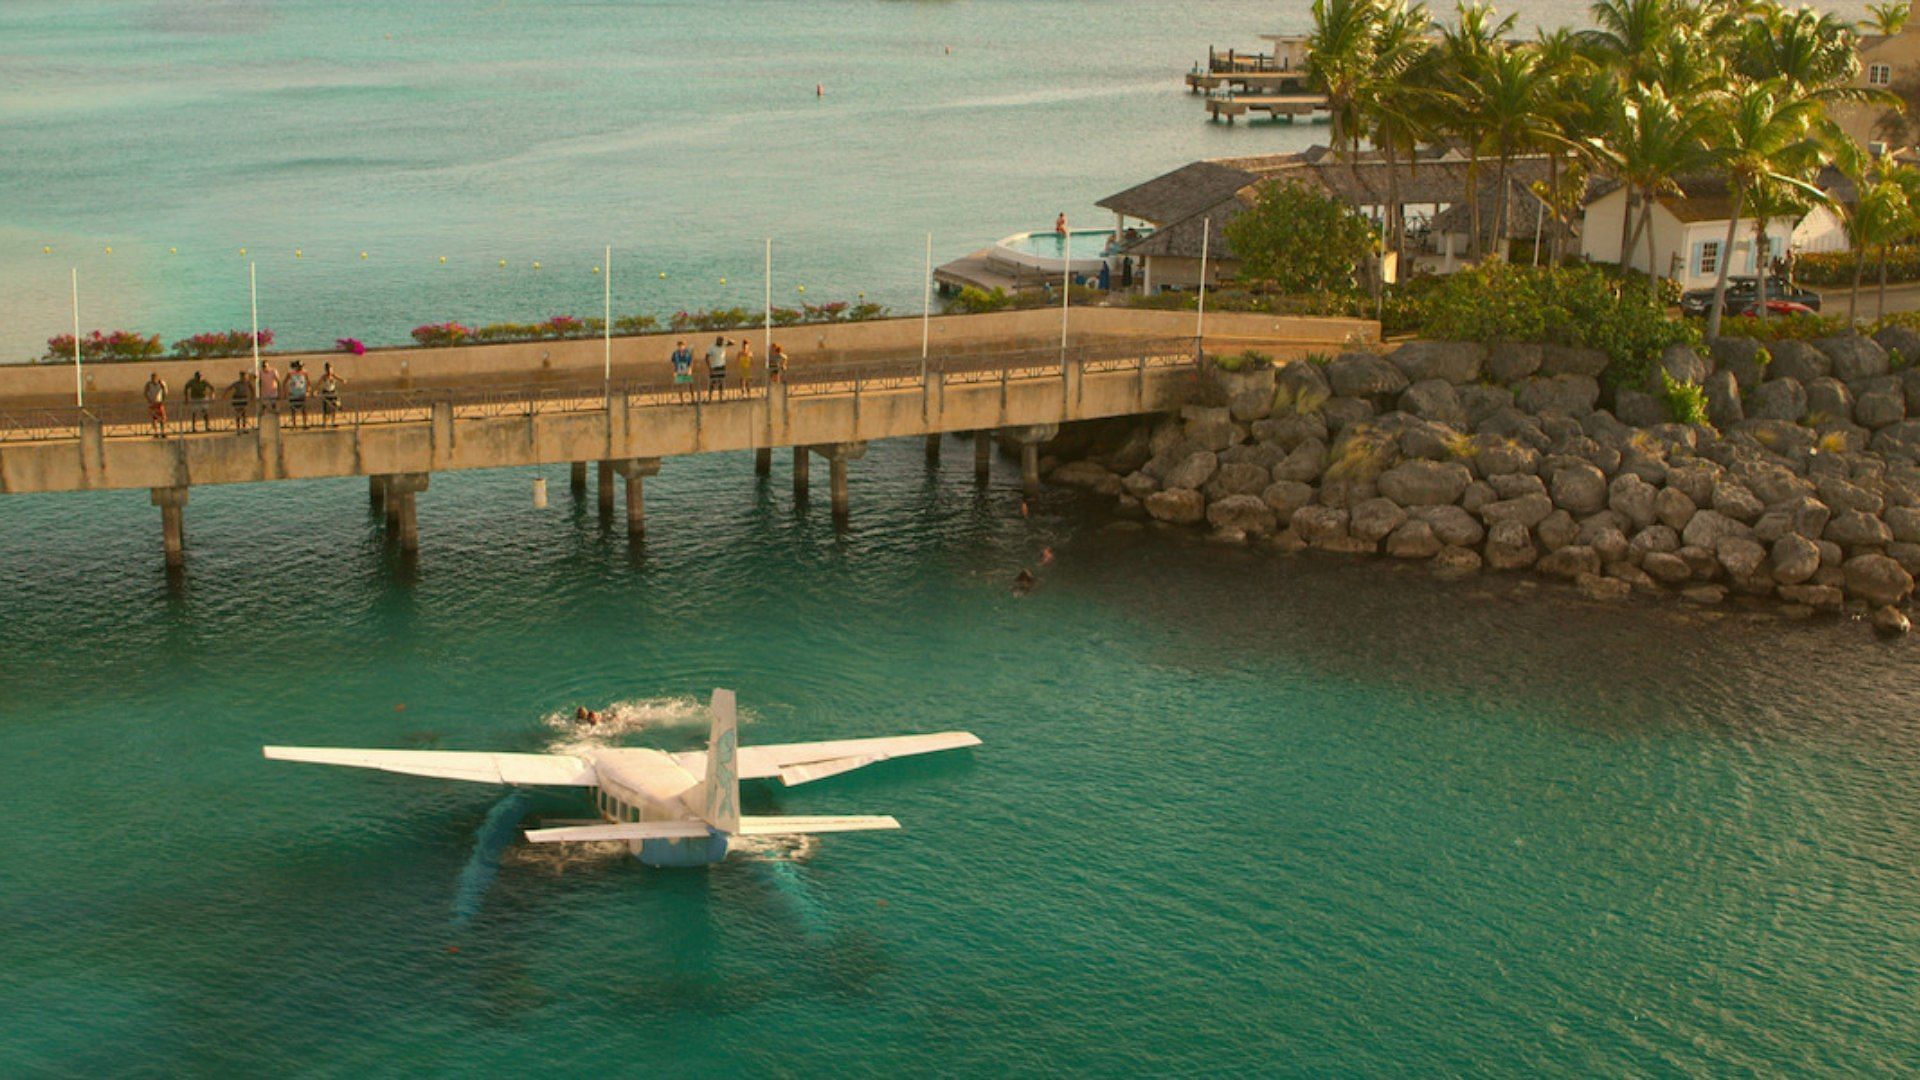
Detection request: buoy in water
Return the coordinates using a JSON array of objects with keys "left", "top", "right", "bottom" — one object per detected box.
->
[
  {"left": 815, "top": 83, "right": 823, "bottom": 97},
  {"left": 533, "top": 477, "right": 549, "bottom": 508}
]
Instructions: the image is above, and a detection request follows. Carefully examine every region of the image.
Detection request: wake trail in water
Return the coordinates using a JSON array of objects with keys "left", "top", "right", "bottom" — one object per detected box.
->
[
  {"left": 539, "top": 695, "right": 713, "bottom": 755},
  {"left": 452, "top": 792, "right": 531, "bottom": 924}
]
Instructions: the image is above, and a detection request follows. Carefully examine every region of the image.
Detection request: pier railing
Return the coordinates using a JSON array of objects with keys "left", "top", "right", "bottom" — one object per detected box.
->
[{"left": 0, "top": 338, "right": 1201, "bottom": 444}]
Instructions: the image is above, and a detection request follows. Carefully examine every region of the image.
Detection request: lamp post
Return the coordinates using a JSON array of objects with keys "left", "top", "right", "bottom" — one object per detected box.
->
[{"left": 70, "top": 268, "right": 83, "bottom": 407}]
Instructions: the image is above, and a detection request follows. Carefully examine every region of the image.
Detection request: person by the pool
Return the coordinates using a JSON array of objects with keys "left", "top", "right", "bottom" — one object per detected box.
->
[{"left": 1054, "top": 212, "right": 1067, "bottom": 236}]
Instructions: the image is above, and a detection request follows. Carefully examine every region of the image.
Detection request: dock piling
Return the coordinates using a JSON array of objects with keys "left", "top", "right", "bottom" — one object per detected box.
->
[{"left": 151, "top": 486, "right": 188, "bottom": 567}]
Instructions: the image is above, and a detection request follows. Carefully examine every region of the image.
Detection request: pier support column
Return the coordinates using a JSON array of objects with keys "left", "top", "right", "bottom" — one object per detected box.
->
[
  {"left": 818, "top": 442, "right": 867, "bottom": 520},
  {"left": 974, "top": 430, "right": 991, "bottom": 483},
  {"left": 793, "top": 445, "right": 811, "bottom": 495},
  {"left": 570, "top": 461, "right": 588, "bottom": 496},
  {"left": 151, "top": 486, "right": 188, "bottom": 568},
  {"left": 386, "top": 472, "right": 430, "bottom": 553},
  {"left": 611, "top": 458, "right": 662, "bottom": 538},
  {"left": 755, "top": 447, "right": 773, "bottom": 477},
  {"left": 596, "top": 459, "right": 615, "bottom": 515},
  {"left": 925, "top": 433, "right": 942, "bottom": 464},
  {"left": 1007, "top": 424, "right": 1059, "bottom": 502},
  {"left": 368, "top": 475, "right": 386, "bottom": 510}
]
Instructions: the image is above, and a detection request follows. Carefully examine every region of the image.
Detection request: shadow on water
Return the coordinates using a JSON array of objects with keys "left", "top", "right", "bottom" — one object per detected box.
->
[{"left": 453, "top": 793, "right": 533, "bottom": 925}]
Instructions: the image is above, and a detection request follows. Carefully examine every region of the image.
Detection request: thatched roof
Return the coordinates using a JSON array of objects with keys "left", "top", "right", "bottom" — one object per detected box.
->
[
  {"left": 1111, "top": 150, "right": 1555, "bottom": 260},
  {"left": 1097, "top": 161, "right": 1262, "bottom": 225}
]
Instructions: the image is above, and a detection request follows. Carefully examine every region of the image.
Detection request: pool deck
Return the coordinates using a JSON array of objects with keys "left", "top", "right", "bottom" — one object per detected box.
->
[{"left": 932, "top": 248, "right": 1051, "bottom": 295}]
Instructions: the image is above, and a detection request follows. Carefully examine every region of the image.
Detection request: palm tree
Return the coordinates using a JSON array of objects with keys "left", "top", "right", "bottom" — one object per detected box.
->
[
  {"left": 1476, "top": 47, "right": 1564, "bottom": 257},
  {"left": 1845, "top": 177, "right": 1912, "bottom": 323},
  {"left": 1704, "top": 79, "right": 1835, "bottom": 336},
  {"left": 1581, "top": 0, "right": 1679, "bottom": 80},
  {"left": 1533, "top": 29, "right": 1601, "bottom": 262},
  {"left": 1864, "top": 0, "right": 1910, "bottom": 37},
  {"left": 1358, "top": 1, "right": 1437, "bottom": 270},
  {"left": 1435, "top": 1, "right": 1519, "bottom": 257},
  {"left": 1599, "top": 84, "right": 1714, "bottom": 278},
  {"left": 1307, "top": 0, "right": 1384, "bottom": 160},
  {"left": 1741, "top": 178, "right": 1817, "bottom": 323}
]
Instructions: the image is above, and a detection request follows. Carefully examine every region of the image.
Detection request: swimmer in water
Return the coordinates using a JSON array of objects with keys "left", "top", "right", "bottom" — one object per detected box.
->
[
  {"left": 1040, "top": 547, "right": 1055, "bottom": 565},
  {"left": 1014, "top": 569, "right": 1037, "bottom": 595},
  {"left": 574, "top": 706, "right": 601, "bottom": 726}
]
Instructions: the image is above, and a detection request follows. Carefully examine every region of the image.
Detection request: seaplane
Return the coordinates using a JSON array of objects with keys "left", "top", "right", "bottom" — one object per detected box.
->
[{"left": 263, "top": 690, "right": 981, "bottom": 866}]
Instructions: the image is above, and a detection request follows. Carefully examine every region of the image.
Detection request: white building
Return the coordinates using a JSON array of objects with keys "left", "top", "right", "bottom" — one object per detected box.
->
[{"left": 1581, "top": 179, "right": 1848, "bottom": 288}]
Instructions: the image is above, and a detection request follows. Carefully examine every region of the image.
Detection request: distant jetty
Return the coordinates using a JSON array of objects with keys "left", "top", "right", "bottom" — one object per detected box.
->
[{"left": 1185, "top": 36, "right": 1329, "bottom": 124}]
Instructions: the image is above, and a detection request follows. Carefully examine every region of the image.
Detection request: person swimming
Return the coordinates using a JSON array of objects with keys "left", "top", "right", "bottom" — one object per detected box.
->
[
  {"left": 574, "top": 706, "right": 602, "bottom": 726},
  {"left": 1014, "top": 569, "right": 1037, "bottom": 595}
]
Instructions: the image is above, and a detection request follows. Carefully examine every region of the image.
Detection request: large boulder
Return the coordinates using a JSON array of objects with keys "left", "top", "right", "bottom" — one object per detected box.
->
[
  {"left": 1708, "top": 336, "right": 1768, "bottom": 391},
  {"left": 1516, "top": 374, "right": 1600, "bottom": 417},
  {"left": 1350, "top": 497, "right": 1409, "bottom": 543},
  {"left": 1488, "top": 472, "right": 1547, "bottom": 499},
  {"left": 1870, "top": 418, "right": 1920, "bottom": 460},
  {"left": 1220, "top": 442, "right": 1287, "bottom": 472},
  {"left": 1816, "top": 335, "right": 1890, "bottom": 382},
  {"left": 1389, "top": 341, "right": 1484, "bottom": 385},
  {"left": 1290, "top": 505, "right": 1350, "bottom": 547},
  {"left": 1487, "top": 343, "right": 1543, "bottom": 384},
  {"left": 1385, "top": 518, "right": 1442, "bottom": 558},
  {"left": 1549, "top": 462, "right": 1608, "bottom": 516},
  {"left": 1609, "top": 473, "right": 1659, "bottom": 529},
  {"left": 1747, "top": 378, "right": 1807, "bottom": 422},
  {"left": 1376, "top": 459, "right": 1473, "bottom": 507},
  {"left": 1484, "top": 520, "right": 1539, "bottom": 569},
  {"left": 1717, "top": 536, "right": 1768, "bottom": 578},
  {"left": 1767, "top": 340, "right": 1830, "bottom": 383},
  {"left": 1886, "top": 504, "right": 1920, "bottom": 543},
  {"left": 1614, "top": 389, "right": 1669, "bottom": 429},
  {"left": 1682, "top": 509, "right": 1753, "bottom": 550},
  {"left": 1844, "top": 553, "right": 1915, "bottom": 606},
  {"left": 1826, "top": 509, "right": 1894, "bottom": 550},
  {"left": 1213, "top": 365, "right": 1279, "bottom": 423},
  {"left": 1414, "top": 504, "right": 1485, "bottom": 547},
  {"left": 1163, "top": 451, "right": 1220, "bottom": 492},
  {"left": 1050, "top": 460, "right": 1114, "bottom": 490},
  {"left": 1704, "top": 369, "right": 1744, "bottom": 430},
  {"left": 1804, "top": 377, "right": 1853, "bottom": 427},
  {"left": 1398, "top": 380, "right": 1468, "bottom": 428},
  {"left": 1272, "top": 439, "right": 1328, "bottom": 484},
  {"left": 1321, "top": 396, "right": 1376, "bottom": 433},
  {"left": 1536, "top": 510, "right": 1580, "bottom": 552},
  {"left": 1252, "top": 412, "right": 1329, "bottom": 451},
  {"left": 1630, "top": 524, "right": 1682, "bottom": 558},
  {"left": 1461, "top": 385, "right": 1519, "bottom": 428},
  {"left": 1325, "top": 353, "right": 1409, "bottom": 399},
  {"left": 1472, "top": 438, "right": 1541, "bottom": 478},
  {"left": 1648, "top": 344, "right": 1709, "bottom": 391},
  {"left": 1771, "top": 533, "right": 1822, "bottom": 584},
  {"left": 1539, "top": 345, "right": 1612, "bottom": 378},
  {"left": 1539, "top": 544, "right": 1602, "bottom": 579},
  {"left": 1710, "top": 482, "right": 1765, "bottom": 524},
  {"left": 1642, "top": 551, "right": 1693, "bottom": 583},
  {"left": 1144, "top": 488, "right": 1206, "bottom": 524},
  {"left": 1206, "top": 494, "right": 1278, "bottom": 536},
  {"left": 1204, "top": 462, "right": 1271, "bottom": 500},
  {"left": 1874, "top": 324, "right": 1920, "bottom": 368},
  {"left": 1261, "top": 480, "right": 1316, "bottom": 520},
  {"left": 1817, "top": 475, "right": 1883, "bottom": 515},
  {"left": 1854, "top": 376, "right": 1907, "bottom": 430},
  {"left": 1481, "top": 492, "right": 1556, "bottom": 529}
]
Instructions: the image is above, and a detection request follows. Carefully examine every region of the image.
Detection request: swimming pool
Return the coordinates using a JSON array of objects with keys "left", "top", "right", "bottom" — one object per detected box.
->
[{"left": 989, "top": 227, "right": 1150, "bottom": 278}]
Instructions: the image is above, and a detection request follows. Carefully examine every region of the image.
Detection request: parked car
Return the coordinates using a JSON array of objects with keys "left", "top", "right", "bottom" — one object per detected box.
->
[{"left": 1679, "top": 276, "right": 1822, "bottom": 317}]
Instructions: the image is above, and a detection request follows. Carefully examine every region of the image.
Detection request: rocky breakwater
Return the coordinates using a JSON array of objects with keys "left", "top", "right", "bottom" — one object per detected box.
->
[{"left": 1047, "top": 328, "right": 1920, "bottom": 635}]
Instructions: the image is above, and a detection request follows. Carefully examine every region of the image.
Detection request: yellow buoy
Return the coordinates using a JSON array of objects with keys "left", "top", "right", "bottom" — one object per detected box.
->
[
  {"left": 41, "top": 245, "right": 51, "bottom": 254},
  {"left": 239, "top": 247, "right": 248, "bottom": 255},
  {"left": 169, "top": 247, "right": 177, "bottom": 254},
  {"left": 658, "top": 271, "right": 667, "bottom": 279},
  {"left": 439, "top": 255, "right": 447, "bottom": 264},
  {"left": 532, "top": 261, "right": 541, "bottom": 270},
  {"left": 104, "top": 246, "right": 112, "bottom": 254},
  {"left": 796, "top": 284, "right": 806, "bottom": 293},
  {"left": 499, "top": 259, "right": 508, "bottom": 267},
  {"left": 295, "top": 249, "right": 303, "bottom": 258},
  {"left": 360, "top": 251, "right": 369, "bottom": 260},
  {"left": 593, "top": 265, "right": 601, "bottom": 274},
  {"left": 719, "top": 277, "right": 727, "bottom": 285}
]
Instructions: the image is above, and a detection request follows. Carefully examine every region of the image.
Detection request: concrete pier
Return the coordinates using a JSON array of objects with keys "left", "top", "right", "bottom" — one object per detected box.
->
[
  {"left": 793, "top": 445, "right": 811, "bottom": 495},
  {"left": 755, "top": 447, "right": 773, "bottom": 477},
  {"left": 596, "top": 460, "right": 615, "bottom": 515},
  {"left": 368, "top": 475, "right": 386, "bottom": 509},
  {"left": 385, "top": 472, "right": 429, "bottom": 553},
  {"left": 974, "top": 431, "right": 991, "bottom": 483},
  {"left": 1009, "top": 424, "right": 1059, "bottom": 501},
  {"left": 820, "top": 442, "right": 867, "bottom": 519},
  {"left": 570, "top": 461, "right": 587, "bottom": 495},
  {"left": 612, "top": 458, "right": 662, "bottom": 538},
  {"left": 925, "top": 433, "right": 941, "bottom": 464},
  {"left": 151, "top": 486, "right": 188, "bottom": 567}
]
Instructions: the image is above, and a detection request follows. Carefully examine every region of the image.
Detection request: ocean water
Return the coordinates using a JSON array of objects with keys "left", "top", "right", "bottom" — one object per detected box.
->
[{"left": 4, "top": 2, "right": 1918, "bottom": 1075}]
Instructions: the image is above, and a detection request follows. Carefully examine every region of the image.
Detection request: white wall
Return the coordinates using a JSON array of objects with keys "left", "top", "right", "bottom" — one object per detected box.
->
[{"left": 1792, "top": 206, "right": 1850, "bottom": 255}]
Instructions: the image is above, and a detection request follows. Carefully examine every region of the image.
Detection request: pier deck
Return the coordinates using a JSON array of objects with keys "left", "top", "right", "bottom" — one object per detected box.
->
[{"left": 1206, "top": 94, "right": 1330, "bottom": 123}]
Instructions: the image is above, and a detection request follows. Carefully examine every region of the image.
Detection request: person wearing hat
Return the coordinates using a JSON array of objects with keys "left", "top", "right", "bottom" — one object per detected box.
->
[{"left": 285, "top": 360, "right": 310, "bottom": 427}]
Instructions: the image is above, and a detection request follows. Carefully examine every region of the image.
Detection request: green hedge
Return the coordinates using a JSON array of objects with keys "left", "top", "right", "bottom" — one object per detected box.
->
[
  {"left": 1421, "top": 263, "right": 1695, "bottom": 386},
  {"left": 1795, "top": 246, "right": 1920, "bottom": 287}
]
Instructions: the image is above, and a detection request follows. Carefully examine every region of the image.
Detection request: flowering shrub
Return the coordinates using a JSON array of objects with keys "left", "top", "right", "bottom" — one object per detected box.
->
[
  {"left": 336, "top": 337, "right": 367, "bottom": 355},
  {"left": 614, "top": 314, "right": 659, "bottom": 334},
  {"left": 172, "top": 329, "right": 272, "bottom": 359},
  {"left": 770, "top": 306, "right": 804, "bottom": 327},
  {"left": 411, "top": 321, "right": 475, "bottom": 347},
  {"left": 43, "top": 330, "right": 165, "bottom": 362},
  {"left": 803, "top": 301, "right": 849, "bottom": 322}
]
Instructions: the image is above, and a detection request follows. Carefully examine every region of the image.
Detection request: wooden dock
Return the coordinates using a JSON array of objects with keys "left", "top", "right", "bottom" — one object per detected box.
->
[
  {"left": 1185, "top": 69, "right": 1312, "bottom": 94},
  {"left": 1205, "top": 94, "right": 1330, "bottom": 124}
]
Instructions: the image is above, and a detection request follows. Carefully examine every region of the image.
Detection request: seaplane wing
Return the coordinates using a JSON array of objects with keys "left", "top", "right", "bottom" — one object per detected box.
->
[
  {"left": 262, "top": 746, "right": 598, "bottom": 786},
  {"left": 524, "top": 821, "right": 712, "bottom": 844},
  {"left": 672, "top": 731, "right": 981, "bottom": 786},
  {"left": 736, "top": 815, "right": 900, "bottom": 835}
]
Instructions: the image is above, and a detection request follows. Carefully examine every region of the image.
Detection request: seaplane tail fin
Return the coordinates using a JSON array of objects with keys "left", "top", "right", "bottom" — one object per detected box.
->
[
  {"left": 698, "top": 689, "right": 742, "bottom": 833},
  {"left": 263, "top": 746, "right": 597, "bottom": 786},
  {"left": 735, "top": 815, "right": 901, "bottom": 836}
]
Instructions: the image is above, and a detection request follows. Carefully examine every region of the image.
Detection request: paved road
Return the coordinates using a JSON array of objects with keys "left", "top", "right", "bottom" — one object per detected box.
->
[{"left": 1814, "top": 281, "right": 1920, "bottom": 320}]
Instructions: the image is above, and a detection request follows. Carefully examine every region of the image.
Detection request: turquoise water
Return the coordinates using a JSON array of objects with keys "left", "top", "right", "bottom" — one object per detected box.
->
[
  {"left": 5, "top": 1, "right": 1917, "bottom": 1074},
  {"left": 1003, "top": 228, "right": 1125, "bottom": 259}
]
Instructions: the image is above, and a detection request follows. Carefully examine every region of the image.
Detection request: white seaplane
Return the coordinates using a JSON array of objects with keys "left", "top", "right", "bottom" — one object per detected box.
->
[{"left": 264, "top": 690, "right": 980, "bottom": 866}]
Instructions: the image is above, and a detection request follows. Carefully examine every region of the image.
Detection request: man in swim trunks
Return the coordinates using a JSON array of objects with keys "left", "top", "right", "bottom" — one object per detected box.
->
[
  {"left": 143, "top": 372, "right": 168, "bottom": 436},
  {"left": 670, "top": 340, "right": 694, "bottom": 400},
  {"left": 285, "top": 361, "right": 310, "bottom": 427},
  {"left": 705, "top": 336, "right": 730, "bottom": 400},
  {"left": 183, "top": 370, "right": 213, "bottom": 432},
  {"left": 318, "top": 363, "right": 345, "bottom": 426}
]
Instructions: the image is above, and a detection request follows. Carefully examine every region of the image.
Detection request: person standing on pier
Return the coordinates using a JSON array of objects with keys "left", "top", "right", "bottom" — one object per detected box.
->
[
  {"left": 143, "top": 372, "right": 169, "bottom": 437},
  {"left": 737, "top": 339, "right": 755, "bottom": 389},
  {"left": 183, "top": 371, "right": 214, "bottom": 432},
  {"left": 705, "top": 336, "right": 730, "bottom": 400},
  {"left": 285, "top": 361, "right": 311, "bottom": 428},
  {"left": 227, "top": 370, "right": 254, "bottom": 431},
  {"left": 318, "top": 363, "right": 345, "bottom": 426},
  {"left": 258, "top": 360, "right": 281, "bottom": 417},
  {"left": 670, "top": 339, "right": 695, "bottom": 399},
  {"left": 769, "top": 342, "right": 787, "bottom": 383},
  {"left": 1098, "top": 261, "right": 1111, "bottom": 291}
]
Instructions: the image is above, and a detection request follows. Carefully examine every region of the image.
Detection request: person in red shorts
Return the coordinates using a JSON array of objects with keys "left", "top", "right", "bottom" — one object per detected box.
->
[{"left": 143, "top": 372, "right": 168, "bottom": 437}]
